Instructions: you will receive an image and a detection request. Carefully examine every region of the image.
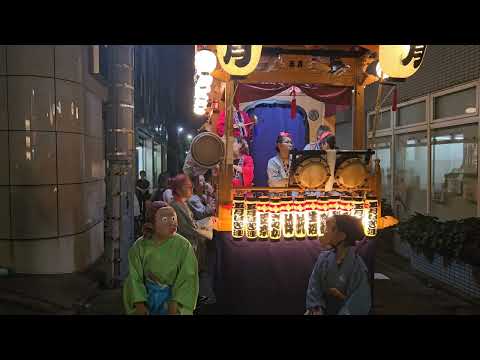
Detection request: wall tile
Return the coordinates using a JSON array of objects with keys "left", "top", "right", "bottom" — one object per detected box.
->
[
  {"left": 0, "top": 76, "right": 7, "bottom": 130},
  {"left": 55, "top": 79, "right": 84, "bottom": 134},
  {"left": 8, "top": 76, "right": 55, "bottom": 131},
  {"left": 57, "top": 132, "right": 85, "bottom": 184},
  {"left": 0, "top": 131, "right": 9, "bottom": 185},
  {"left": 0, "top": 46, "right": 5, "bottom": 75},
  {"left": 0, "top": 187, "right": 10, "bottom": 239},
  {"left": 7, "top": 45, "right": 54, "bottom": 77},
  {"left": 85, "top": 136, "right": 105, "bottom": 180},
  {"left": 54, "top": 45, "right": 83, "bottom": 83},
  {"left": 85, "top": 91, "right": 103, "bottom": 138},
  {"left": 0, "top": 240, "right": 13, "bottom": 268},
  {"left": 9, "top": 131, "right": 57, "bottom": 185},
  {"left": 11, "top": 185, "right": 58, "bottom": 239},
  {"left": 58, "top": 183, "right": 86, "bottom": 236},
  {"left": 13, "top": 235, "right": 75, "bottom": 274}
]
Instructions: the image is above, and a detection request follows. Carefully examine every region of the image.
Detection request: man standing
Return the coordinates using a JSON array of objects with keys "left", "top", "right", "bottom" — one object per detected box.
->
[{"left": 136, "top": 170, "right": 151, "bottom": 219}]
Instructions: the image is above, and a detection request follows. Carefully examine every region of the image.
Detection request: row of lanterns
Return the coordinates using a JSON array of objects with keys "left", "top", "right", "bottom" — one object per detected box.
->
[
  {"left": 193, "top": 48, "right": 217, "bottom": 116},
  {"left": 232, "top": 194, "right": 378, "bottom": 241}
]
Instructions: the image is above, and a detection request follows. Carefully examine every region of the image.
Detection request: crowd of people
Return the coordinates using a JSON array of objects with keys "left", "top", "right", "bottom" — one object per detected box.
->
[{"left": 123, "top": 124, "right": 372, "bottom": 315}]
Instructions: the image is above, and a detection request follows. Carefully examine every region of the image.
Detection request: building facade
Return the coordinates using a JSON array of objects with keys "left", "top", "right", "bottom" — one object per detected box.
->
[
  {"left": 364, "top": 45, "right": 480, "bottom": 299},
  {"left": 0, "top": 45, "right": 108, "bottom": 274}
]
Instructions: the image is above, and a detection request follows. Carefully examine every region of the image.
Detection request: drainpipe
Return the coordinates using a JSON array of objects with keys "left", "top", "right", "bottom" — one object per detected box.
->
[{"left": 104, "top": 45, "right": 135, "bottom": 288}]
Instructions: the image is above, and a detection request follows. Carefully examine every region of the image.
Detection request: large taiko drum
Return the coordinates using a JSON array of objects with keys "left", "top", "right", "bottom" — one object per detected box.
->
[
  {"left": 293, "top": 158, "right": 330, "bottom": 189},
  {"left": 335, "top": 157, "right": 369, "bottom": 189},
  {"left": 190, "top": 132, "right": 225, "bottom": 168}
]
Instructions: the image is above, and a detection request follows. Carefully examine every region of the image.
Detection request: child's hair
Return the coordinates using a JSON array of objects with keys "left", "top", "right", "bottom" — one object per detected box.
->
[
  {"left": 316, "top": 125, "right": 332, "bottom": 138},
  {"left": 275, "top": 132, "right": 293, "bottom": 152},
  {"left": 322, "top": 134, "right": 337, "bottom": 149},
  {"left": 140, "top": 170, "right": 147, "bottom": 176},
  {"left": 331, "top": 215, "right": 364, "bottom": 247}
]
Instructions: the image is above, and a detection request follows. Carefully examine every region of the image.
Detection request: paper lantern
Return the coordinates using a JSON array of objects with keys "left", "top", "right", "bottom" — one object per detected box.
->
[
  {"left": 268, "top": 197, "right": 282, "bottom": 241},
  {"left": 196, "top": 74, "right": 213, "bottom": 88},
  {"left": 318, "top": 196, "right": 329, "bottom": 237},
  {"left": 305, "top": 195, "right": 319, "bottom": 239},
  {"left": 281, "top": 196, "right": 295, "bottom": 240},
  {"left": 195, "top": 84, "right": 211, "bottom": 96},
  {"left": 379, "top": 45, "right": 426, "bottom": 79},
  {"left": 328, "top": 195, "right": 340, "bottom": 217},
  {"left": 232, "top": 195, "right": 245, "bottom": 239},
  {"left": 256, "top": 196, "right": 270, "bottom": 240},
  {"left": 351, "top": 197, "right": 364, "bottom": 220},
  {"left": 294, "top": 196, "right": 306, "bottom": 239},
  {"left": 216, "top": 45, "right": 263, "bottom": 77},
  {"left": 363, "top": 196, "right": 378, "bottom": 237},
  {"left": 245, "top": 196, "right": 258, "bottom": 240},
  {"left": 195, "top": 49, "right": 217, "bottom": 74},
  {"left": 339, "top": 196, "right": 353, "bottom": 215}
]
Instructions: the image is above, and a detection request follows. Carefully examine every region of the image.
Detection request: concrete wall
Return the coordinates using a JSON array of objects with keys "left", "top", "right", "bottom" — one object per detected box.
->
[{"left": 0, "top": 45, "right": 108, "bottom": 274}]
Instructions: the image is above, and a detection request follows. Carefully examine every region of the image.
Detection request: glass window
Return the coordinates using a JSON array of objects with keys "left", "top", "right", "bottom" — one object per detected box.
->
[
  {"left": 397, "top": 101, "right": 426, "bottom": 127},
  {"left": 395, "top": 132, "right": 428, "bottom": 220},
  {"left": 368, "top": 110, "right": 391, "bottom": 132},
  {"left": 369, "top": 136, "right": 392, "bottom": 205},
  {"left": 431, "top": 124, "right": 478, "bottom": 220},
  {"left": 434, "top": 87, "right": 476, "bottom": 120}
]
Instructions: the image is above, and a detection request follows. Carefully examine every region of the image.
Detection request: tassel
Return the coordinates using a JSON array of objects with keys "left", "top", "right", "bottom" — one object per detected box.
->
[
  {"left": 290, "top": 87, "right": 297, "bottom": 119},
  {"left": 392, "top": 86, "right": 398, "bottom": 112}
]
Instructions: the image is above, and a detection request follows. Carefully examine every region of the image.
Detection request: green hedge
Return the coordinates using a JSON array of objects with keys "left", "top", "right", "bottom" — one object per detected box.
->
[{"left": 397, "top": 213, "right": 480, "bottom": 268}]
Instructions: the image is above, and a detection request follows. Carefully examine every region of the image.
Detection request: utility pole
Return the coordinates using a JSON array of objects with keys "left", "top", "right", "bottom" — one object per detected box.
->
[{"left": 104, "top": 45, "right": 136, "bottom": 287}]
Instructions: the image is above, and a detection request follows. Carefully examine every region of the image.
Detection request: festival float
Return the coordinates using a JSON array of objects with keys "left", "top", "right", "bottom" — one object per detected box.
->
[{"left": 188, "top": 45, "right": 426, "bottom": 314}]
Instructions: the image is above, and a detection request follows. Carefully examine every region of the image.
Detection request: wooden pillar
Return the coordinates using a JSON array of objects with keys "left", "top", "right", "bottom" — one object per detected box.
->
[
  {"left": 353, "top": 84, "right": 366, "bottom": 150},
  {"left": 216, "top": 80, "right": 235, "bottom": 231}
]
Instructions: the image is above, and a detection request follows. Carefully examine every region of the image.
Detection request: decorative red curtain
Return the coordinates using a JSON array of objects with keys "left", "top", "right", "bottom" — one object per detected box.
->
[{"left": 237, "top": 83, "right": 352, "bottom": 117}]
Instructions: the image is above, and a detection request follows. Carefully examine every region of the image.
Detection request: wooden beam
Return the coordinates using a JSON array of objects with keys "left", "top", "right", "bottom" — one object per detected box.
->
[
  {"left": 240, "top": 70, "right": 355, "bottom": 86},
  {"left": 360, "top": 45, "right": 379, "bottom": 53},
  {"left": 216, "top": 80, "right": 235, "bottom": 232},
  {"left": 353, "top": 83, "right": 366, "bottom": 150}
]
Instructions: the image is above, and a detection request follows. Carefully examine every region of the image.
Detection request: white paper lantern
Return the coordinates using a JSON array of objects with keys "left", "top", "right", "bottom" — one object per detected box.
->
[
  {"left": 194, "top": 100, "right": 208, "bottom": 109},
  {"left": 196, "top": 74, "right": 213, "bottom": 88},
  {"left": 195, "top": 84, "right": 211, "bottom": 95},
  {"left": 195, "top": 50, "right": 217, "bottom": 74}
]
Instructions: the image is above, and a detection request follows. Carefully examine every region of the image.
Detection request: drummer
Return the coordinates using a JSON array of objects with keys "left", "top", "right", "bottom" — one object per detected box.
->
[
  {"left": 267, "top": 132, "right": 294, "bottom": 188},
  {"left": 304, "top": 125, "right": 336, "bottom": 151}
]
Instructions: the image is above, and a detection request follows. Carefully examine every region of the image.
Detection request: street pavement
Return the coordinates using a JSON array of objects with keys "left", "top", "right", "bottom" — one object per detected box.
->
[{"left": 2, "top": 247, "right": 480, "bottom": 315}]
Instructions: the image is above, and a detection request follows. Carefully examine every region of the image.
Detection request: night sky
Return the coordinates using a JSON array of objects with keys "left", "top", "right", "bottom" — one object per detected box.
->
[{"left": 157, "top": 45, "right": 198, "bottom": 134}]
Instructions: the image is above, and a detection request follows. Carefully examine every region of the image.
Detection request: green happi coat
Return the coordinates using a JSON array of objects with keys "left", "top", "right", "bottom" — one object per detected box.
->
[{"left": 123, "top": 233, "right": 199, "bottom": 315}]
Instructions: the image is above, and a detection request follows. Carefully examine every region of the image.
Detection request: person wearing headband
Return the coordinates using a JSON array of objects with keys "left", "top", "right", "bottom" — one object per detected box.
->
[
  {"left": 232, "top": 136, "right": 254, "bottom": 188},
  {"left": 123, "top": 201, "right": 199, "bottom": 315},
  {"left": 267, "top": 132, "right": 294, "bottom": 188},
  {"left": 304, "top": 125, "right": 337, "bottom": 151},
  {"left": 305, "top": 215, "right": 371, "bottom": 315}
]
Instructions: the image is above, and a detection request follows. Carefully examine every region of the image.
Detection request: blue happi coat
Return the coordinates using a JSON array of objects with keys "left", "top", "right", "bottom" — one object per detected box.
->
[{"left": 306, "top": 247, "right": 371, "bottom": 315}]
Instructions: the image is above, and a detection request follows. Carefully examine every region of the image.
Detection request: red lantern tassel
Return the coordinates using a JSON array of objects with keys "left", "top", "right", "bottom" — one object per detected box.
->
[
  {"left": 392, "top": 86, "right": 398, "bottom": 112},
  {"left": 291, "top": 98, "right": 297, "bottom": 119},
  {"left": 290, "top": 87, "right": 297, "bottom": 119}
]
